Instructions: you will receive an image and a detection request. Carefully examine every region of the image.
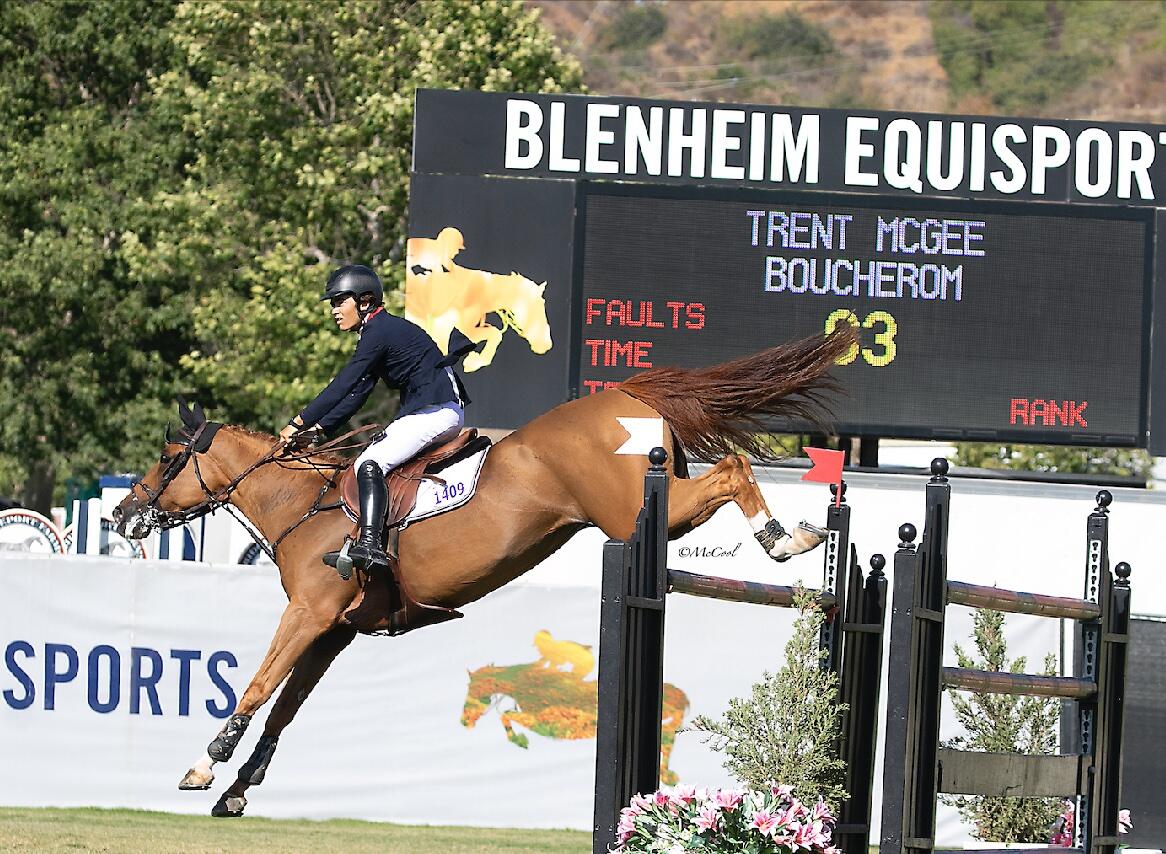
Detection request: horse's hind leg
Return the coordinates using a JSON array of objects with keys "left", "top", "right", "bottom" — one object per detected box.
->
[
  {"left": 668, "top": 454, "right": 826, "bottom": 562},
  {"left": 179, "top": 598, "right": 339, "bottom": 791},
  {"left": 211, "top": 624, "right": 358, "bottom": 817}
]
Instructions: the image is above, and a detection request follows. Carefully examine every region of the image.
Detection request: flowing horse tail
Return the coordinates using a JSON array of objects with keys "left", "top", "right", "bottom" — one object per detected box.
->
[{"left": 618, "top": 327, "right": 859, "bottom": 463}]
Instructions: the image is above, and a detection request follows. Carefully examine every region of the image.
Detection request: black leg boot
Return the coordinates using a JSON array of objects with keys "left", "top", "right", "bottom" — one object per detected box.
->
[{"left": 347, "top": 460, "right": 390, "bottom": 576}]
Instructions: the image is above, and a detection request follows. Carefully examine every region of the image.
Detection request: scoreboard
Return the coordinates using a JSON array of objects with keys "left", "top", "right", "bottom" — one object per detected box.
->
[
  {"left": 576, "top": 187, "right": 1152, "bottom": 445},
  {"left": 409, "top": 89, "right": 1166, "bottom": 452}
]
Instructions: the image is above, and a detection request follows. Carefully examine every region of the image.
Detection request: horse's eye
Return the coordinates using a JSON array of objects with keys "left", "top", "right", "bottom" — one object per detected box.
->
[{"left": 160, "top": 454, "right": 172, "bottom": 465}]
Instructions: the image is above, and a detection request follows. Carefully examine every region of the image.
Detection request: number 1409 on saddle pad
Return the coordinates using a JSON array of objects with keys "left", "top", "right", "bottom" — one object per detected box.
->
[{"left": 339, "top": 432, "right": 491, "bottom": 530}]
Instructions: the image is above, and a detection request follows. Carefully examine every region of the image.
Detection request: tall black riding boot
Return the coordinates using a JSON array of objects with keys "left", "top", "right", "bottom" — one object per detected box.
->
[{"left": 347, "top": 460, "right": 389, "bottom": 575}]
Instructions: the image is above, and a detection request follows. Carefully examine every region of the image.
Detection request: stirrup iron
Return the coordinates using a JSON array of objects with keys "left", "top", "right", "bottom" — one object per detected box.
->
[{"left": 323, "top": 538, "right": 355, "bottom": 580}]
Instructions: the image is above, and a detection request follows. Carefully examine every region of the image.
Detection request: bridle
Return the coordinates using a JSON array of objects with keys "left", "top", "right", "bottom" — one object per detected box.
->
[
  {"left": 122, "top": 421, "right": 380, "bottom": 562},
  {"left": 122, "top": 421, "right": 227, "bottom": 534}
]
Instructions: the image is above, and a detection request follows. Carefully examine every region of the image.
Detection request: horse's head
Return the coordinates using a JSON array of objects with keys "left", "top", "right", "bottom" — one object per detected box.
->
[
  {"left": 498, "top": 274, "right": 552, "bottom": 355},
  {"left": 460, "top": 665, "right": 504, "bottom": 729},
  {"left": 113, "top": 398, "right": 231, "bottom": 540}
]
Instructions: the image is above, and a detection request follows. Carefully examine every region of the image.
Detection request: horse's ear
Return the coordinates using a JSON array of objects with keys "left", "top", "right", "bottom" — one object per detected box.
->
[
  {"left": 164, "top": 421, "right": 174, "bottom": 445},
  {"left": 538, "top": 282, "right": 546, "bottom": 296},
  {"left": 176, "top": 394, "right": 207, "bottom": 430}
]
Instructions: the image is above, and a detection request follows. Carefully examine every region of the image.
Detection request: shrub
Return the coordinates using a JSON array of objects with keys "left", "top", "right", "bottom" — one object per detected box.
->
[
  {"left": 688, "top": 587, "right": 847, "bottom": 809},
  {"left": 951, "top": 443, "right": 1152, "bottom": 480},
  {"left": 598, "top": 3, "right": 667, "bottom": 52},
  {"left": 716, "top": 11, "right": 834, "bottom": 64},
  {"left": 941, "top": 608, "right": 1063, "bottom": 841}
]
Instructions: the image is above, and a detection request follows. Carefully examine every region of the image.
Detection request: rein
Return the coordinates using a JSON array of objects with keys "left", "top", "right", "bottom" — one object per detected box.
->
[{"left": 129, "top": 422, "right": 384, "bottom": 563}]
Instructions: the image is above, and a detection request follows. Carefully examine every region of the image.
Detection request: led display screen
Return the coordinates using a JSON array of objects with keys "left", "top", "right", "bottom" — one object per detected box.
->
[{"left": 578, "top": 188, "right": 1152, "bottom": 444}]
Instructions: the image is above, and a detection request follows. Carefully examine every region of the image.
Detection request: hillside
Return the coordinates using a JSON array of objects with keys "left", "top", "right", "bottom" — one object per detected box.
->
[{"left": 530, "top": 0, "right": 1166, "bottom": 123}]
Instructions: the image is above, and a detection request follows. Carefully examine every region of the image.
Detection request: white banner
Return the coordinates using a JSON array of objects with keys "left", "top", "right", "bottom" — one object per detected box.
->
[
  {"left": 4, "top": 464, "right": 1161, "bottom": 846},
  {"left": 0, "top": 551, "right": 811, "bottom": 830}
]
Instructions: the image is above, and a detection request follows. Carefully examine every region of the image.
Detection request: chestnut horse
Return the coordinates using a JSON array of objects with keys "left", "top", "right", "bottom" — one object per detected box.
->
[{"left": 113, "top": 328, "right": 853, "bottom": 817}]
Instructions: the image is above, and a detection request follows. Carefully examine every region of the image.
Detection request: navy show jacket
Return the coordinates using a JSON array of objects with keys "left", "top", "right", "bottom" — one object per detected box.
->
[{"left": 298, "top": 309, "right": 474, "bottom": 434}]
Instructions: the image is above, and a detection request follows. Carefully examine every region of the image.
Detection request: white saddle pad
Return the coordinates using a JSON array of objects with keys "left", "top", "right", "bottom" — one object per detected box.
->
[
  {"left": 341, "top": 446, "right": 491, "bottom": 529},
  {"left": 403, "top": 445, "right": 490, "bottom": 526}
]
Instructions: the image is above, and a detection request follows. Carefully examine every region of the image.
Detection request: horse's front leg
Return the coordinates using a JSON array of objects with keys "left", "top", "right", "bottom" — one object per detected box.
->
[
  {"left": 500, "top": 710, "right": 531, "bottom": 749},
  {"left": 178, "top": 599, "right": 337, "bottom": 790},
  {"left": 211, "top": 623, "right": 358, "bottom": 817}
]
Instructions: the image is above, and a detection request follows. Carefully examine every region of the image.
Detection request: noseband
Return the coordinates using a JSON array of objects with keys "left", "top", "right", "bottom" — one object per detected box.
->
[{"left": 123, "top": 421, "right": 233, "bottom": 532}]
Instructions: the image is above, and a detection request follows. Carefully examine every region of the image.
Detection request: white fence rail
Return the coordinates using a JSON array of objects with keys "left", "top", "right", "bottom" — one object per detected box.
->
[{"left": 67, "top": 496, "right": 267, "bottom": 564}]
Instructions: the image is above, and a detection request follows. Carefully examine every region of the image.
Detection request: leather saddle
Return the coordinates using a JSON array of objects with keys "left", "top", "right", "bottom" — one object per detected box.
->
[{"left": 327, "top": 428, "right": 492, "bottom": 637}]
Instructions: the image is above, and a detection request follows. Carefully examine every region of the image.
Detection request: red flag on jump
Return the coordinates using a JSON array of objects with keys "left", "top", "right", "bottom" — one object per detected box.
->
[{"left": 802, "top": 447, "right": 846, "bottom": 506}]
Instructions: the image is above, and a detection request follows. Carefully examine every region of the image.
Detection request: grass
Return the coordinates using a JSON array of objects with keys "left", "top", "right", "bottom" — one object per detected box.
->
[{"left": 0, "top": 807, "right": 590, "bottom": 854}]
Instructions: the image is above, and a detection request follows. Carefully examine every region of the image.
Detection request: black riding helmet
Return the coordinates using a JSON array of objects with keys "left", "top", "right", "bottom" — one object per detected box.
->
[{"left": 320, "top": 264, "right": 383, "bottom": 306}]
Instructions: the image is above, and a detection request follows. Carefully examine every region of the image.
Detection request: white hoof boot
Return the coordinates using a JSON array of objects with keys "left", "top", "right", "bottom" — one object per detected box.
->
[
  {"left": 179, "top": 767, "right": 214, "bottom": 790},
  {"left": 759, "top": 520, "right": 827, "bottom": 563},
  {"left": 179, "top": 753, "right": 215, "bottom": 790}
]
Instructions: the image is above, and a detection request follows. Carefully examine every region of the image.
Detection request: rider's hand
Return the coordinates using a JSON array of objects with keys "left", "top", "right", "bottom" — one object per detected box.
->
[{"left": 280, "top": 420, "right": 322, "bottom": 450}]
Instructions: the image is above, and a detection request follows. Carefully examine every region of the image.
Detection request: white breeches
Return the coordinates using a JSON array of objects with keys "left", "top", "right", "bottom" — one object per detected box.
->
[{"left": 355, "top": 402, "right": 464, "bottom": 475}]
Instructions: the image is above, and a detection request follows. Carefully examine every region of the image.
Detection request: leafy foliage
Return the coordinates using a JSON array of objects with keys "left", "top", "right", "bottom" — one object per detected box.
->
[
  {"left": 689, "top": 588, "right": 847, "bottom": 809},
  {"left": 0, "top": 0, "right": 581, "bottom": 508},
  {"left": 160, "top": 0, "right": 582, "bottom": 429},
  {"left": 716, "top": 10, "right": 834, "bottom": 64},
  {"left": 941, "top": 609, "right": 1063, "bottom": 841},
  {"left": 0, "top": 0, "right": 189, "bottom": 507},
  {"left": 597, "top": 3, "right": 667, "bottom": 52},
  {"left": 929, "top": 0, "right": 1165, "bottom": 113},
  {"left": 952, "top": 443, "right": 1153, "bottom": 480}
]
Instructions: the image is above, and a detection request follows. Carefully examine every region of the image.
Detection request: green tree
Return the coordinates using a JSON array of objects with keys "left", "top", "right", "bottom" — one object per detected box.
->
[
  {"left": 689, "top": 587, "right": 848, "bottom": 809},
  {"left": 929, "top": 0, "right": 1164, "bottom": 113},
  {"left": 0, "top": 0, "right": 582, "bottom": 510},
  {"left": 160, "top": 0, "right": 582, "bottom": 430},
  {"left": 952, "top": 443, "right": 1153, "bottom": 480},
  {"left": 0, "top": 0, "right": 189, "bottom": 511},
  {"left": 942, "top": 609, "right": 1063, "bottom": 842}
]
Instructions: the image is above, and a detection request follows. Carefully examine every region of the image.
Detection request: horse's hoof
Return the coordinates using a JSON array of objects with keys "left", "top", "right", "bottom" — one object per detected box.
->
[
  {"left": 211, "top": 794, "right": 247, "bottom": 817},
  {"left": 768, "top": 522, "right": 827, "bottom": 562},
  {"left": 179, "top": 768, "right": 214, "bottom": 790}
]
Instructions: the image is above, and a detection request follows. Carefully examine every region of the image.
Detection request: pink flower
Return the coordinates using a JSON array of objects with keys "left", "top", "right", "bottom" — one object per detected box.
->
[
  {"left": 770, "top": 782, "right": 795, "bottom": 800},
  {"left": 793, "top": 820, "right": 830, "bottom": 849},
  {"left": 812, "top": 799, "right": 833, "bottom": 822},
  {"left": 715, "top": 789, "right": 745, "bottom": 811},
  {"left": 694, "top": 805, "right": 721, "bottom": 832},
  {"left": 1049, "top": 801, "right": 1074, "bottom": 846},
  {"left": 653, "top": 790, "right": 671, "bottom": 808},
  {"left": 788, "top": 797, "right": 808, "bottom": 821},
  {"left": 616, "top": 809, "right": 637, "bottom": 845},
  {"left": 1119, "top": 809, "right": 1132, "bottom": 833},
  {"left": 776, "top": 804, "right": 801, "bottom": 829},
  {"left": 630, "top": 793, "right": 653, "bottom": 813},
  {"left": 671, "top": 784, "right": 697, "bottom": 806},
  {"left": 751, "top": 808, "right": 778, "bottom": 837}
]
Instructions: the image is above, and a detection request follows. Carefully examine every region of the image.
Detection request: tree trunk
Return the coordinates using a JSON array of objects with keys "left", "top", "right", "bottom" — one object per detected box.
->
[{"left": 21, "top": 460, "right": 55, "bottom": 516}]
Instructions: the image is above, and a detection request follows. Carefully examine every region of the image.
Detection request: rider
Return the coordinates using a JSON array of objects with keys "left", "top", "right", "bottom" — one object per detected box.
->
[{"left": 279, "top": 264, "right": 475, "bottom": 575}]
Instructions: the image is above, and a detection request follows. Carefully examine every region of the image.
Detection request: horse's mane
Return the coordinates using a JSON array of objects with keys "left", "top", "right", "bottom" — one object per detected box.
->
[
  {"left": 618, "top": 327, "right": 857, "bottom": 463},
  {"left": 221, "top": 424, "right": 352, "bottom": 469}
]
